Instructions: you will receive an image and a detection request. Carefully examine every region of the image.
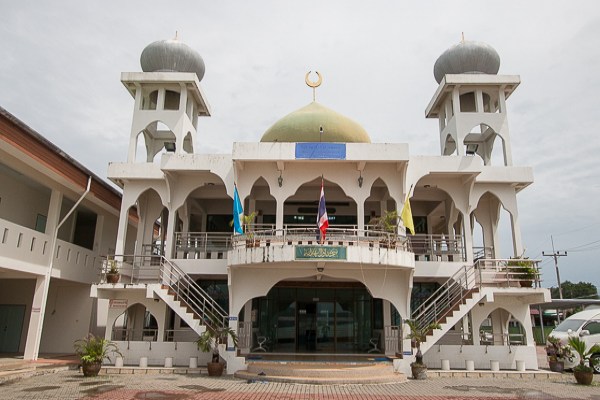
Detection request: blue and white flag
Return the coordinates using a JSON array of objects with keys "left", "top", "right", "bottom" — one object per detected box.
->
[{"left": 233, "top": 185, "right": 244, "bottom": 235}]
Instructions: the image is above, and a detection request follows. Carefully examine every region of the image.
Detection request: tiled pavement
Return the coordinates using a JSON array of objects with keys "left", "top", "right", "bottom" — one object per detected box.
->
[{"left": 0, "top": 369, "right": 599, "bottom": 400}]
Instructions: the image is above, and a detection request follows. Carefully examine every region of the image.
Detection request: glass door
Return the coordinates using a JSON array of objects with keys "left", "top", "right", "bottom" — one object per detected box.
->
[{"left": 316, "top": 302, "right": 335, "bottom": 352}]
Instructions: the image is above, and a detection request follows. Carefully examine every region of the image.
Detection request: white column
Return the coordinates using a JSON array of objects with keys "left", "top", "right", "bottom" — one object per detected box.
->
[
  {"left": 93, "top": 215, "right": 104, "bottom": 254},
  {"left": 165, "top": 209, "right": 177, "bottom": 259},
  {"left": 357, "top": 199, "right": 365, "bottom": 234},
  {"left": 275, "top": 196, "right": 284, "bottom": 234},
  {"left": 510, "top": 211, "right": 524, "bottom": 257},
  {"left": 115, "top": 203, "right": 131, "bottom": 256},
  {"left": 463, "top": 213, "right": 474, "bottom": 263},
  {"left": 23, "top": 276, "right": 47, "bottom": 360}
]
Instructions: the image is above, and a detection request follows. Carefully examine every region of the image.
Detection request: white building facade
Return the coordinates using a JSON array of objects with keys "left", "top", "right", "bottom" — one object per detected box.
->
[
  {"left": 92, "top": 37, "right": 550, "bottom": 374},
  {"left": 0, "top": 107, "right": 137, "bottom": 359}
]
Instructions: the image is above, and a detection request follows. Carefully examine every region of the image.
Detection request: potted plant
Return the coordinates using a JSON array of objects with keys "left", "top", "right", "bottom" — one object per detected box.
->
[
  {"left": 405, "top": 319, "right": 441, "bottom": 380},
  {"left": 369, "top": 210, "right": 398, "bottom": 248},
  {"left": 230, "top": 211, "right": 259, "bottom": 247},
  {"left": 568, "top": 336, "right": 600, "bottom": 385},
  {"left": 507, "top": 257, "right": 537, "bottom": 287},
  {"left": 74, "top": 333, "right": 121, "bottom": 377},
  {"left": 196, "top": 315, "right": 238, "bottom": 377},
  {"left": 546, "top": 336, "right": 571, "bottom": 372},
  {"left": 105, "top": 259, "right": 120, "bottom": 284}
]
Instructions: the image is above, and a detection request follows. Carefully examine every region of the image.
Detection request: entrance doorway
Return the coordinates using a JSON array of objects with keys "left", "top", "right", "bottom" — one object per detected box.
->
[
  {"left": 297, "top": 301, "right": 335, "bottom": 352},
  {"left": 0, "top": 305, "right": 26, "bottom": 353},
  {"left": 252, "top": 283, "right": 386, "bottom": 354}
]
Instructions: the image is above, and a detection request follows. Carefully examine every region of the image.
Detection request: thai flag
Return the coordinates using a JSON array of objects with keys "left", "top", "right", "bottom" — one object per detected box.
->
[{"left": 317, "top": 180, "right": 329, "bottom": 241}]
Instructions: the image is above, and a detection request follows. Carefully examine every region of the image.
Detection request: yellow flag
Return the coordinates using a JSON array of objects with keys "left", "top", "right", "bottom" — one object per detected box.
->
[{"left": 400, "top": 195, "right": 414, "bottom": 235}]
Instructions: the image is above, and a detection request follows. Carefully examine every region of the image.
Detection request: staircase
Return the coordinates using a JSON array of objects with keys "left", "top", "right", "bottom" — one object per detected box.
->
[
  {"left": 410, "top": 264, "right": 484, "bottom": 354},
  {"left": 152, "top": 257, "right": 228, "bottom": 336},
  {"left": 101, "top": 255, "right": 245, "bottom": 373}
]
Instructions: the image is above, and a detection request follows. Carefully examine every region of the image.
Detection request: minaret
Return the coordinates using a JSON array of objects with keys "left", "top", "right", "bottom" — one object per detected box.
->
[
  {"left": 121, "top": 34, "right": 211, "bottom": 162},
  {"left": 425, "top": 38, "right": 520, "bottom": 166}
]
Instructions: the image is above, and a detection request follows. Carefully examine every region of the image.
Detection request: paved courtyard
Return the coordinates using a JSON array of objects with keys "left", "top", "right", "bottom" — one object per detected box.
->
[{"left": 0, "top": 370, "right": 599, "bottom": 400}]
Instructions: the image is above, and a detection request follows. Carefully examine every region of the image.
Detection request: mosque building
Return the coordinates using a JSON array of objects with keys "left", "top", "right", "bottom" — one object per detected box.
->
[{"left": 0, "top": 34, "right": 550, "bottom": 376}]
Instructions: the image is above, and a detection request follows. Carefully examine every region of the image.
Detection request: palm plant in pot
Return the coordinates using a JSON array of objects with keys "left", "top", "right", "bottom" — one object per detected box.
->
[
  {"left": 369, "top": 210, "right": 398, "bottom": 248},
  {"left": 74, "top": 333, "right": 121, "bottom": 377},
  {"left": 507, "top": 257, "right": 537, "bottom": 287},
  {"left": 196, "top": 314, "right": 238, "bottom": 377},
  {"left": 568, "top": 336, "right": 600, "bottom": 385},
  {"left": 230, "top": 212, "right": 258, "bottom": 247},
  {"left": 405, "top": 319, "right": 441, "bottom": 380},
  {"left": 105, "top": 259, "right": 120, "bottom": 284}
]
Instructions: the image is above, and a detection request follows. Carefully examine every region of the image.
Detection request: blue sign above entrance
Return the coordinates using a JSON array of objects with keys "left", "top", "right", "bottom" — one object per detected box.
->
[{"left": 295, "top": 143, "right": 346, "bottom": 159}]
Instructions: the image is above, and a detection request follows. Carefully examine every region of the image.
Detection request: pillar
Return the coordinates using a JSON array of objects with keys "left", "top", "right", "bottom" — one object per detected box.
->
[{"left": 23, "top": 276, "right": 48, "bottom": 360}]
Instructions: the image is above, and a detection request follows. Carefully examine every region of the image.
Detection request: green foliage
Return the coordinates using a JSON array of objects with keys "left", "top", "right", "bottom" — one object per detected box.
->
[
  {"left": 74, "top": 334, "right": 121, "bottom": 365},
  {"left": 369, "top": 210, "right": 398, "bottom": 233},
  {"left": 550, "top": 281, "right": 599, "bottom": 300},
  {"left": 107, "top": 259, "right": 118, "bottom": 274},
  {"left": 507, "top": 258, "right": 537, "bottom": 280},
  {"left": 567, "top": 336, "right": 600, "bottom": 373},
  {"left": 405, "top": 319, "right": 441, "bottom": 348},
  {"left": 229, "top": 211, "right": 258, "bottom": 234},
  {"left": 546, "top": 336, "right": 571, "bottom": 360},
  {"left": 197, "top": 314, "right": 238, "bottom": 364}
]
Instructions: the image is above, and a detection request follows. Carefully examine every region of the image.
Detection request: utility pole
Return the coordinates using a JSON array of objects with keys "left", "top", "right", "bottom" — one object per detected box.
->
[{"left": 542, "top": 235, "right": 567, "bottom": 299}]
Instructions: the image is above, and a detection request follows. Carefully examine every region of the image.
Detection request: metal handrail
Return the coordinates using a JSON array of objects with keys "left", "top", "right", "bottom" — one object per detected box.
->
[
  {"left": 411, "top": 264, "right": 477, "bottom": 330},
  {"left": 231, "top": 227, "right": 410, "bottom": 250},
  {"left": 474, "top": 258, "right": 542, "bottom": 288},
  {"left": 159, "top": 257, "right": 228, "bottom": 334},
  {"left": 100, "top": 255, "right": 228, "bottom": 334}
]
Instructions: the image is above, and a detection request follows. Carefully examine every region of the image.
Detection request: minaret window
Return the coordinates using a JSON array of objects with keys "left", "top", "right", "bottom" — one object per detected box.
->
[{"left": 164, "top": 90, "right": 181, "bottom": 110}]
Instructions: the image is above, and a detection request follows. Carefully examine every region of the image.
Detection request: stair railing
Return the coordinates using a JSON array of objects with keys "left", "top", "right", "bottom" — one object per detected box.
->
[
  {"left": 411, "top": 264, "right": 478, "bottom": 330},
  {"left": 158, "top": 257, "right": 229, "bottom": 334}
]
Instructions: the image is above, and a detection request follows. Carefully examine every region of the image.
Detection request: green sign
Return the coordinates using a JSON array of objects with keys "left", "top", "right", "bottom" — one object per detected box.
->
[{"left": 295, "top": 246, "right": 347, "bottom": 260}]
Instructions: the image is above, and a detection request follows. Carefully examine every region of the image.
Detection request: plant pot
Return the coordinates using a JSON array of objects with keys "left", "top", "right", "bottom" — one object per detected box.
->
[
  {"left": 81, "top": 361, "right": 102, "bottom": 377},
  {"left": 106, "top": 273, "right": 120, "bottom": 284},
  {"left": 207, "top": 362, "right": 225, "bottom": 377},
  {"left": 519, "top": 280, "right": 533, "bottom": 288},
  {"left": 549, "top": 359, "right": 564, "bottom": 373},
  {"left": 411, "top": 363, "right": 427, "bottom": 380},
  {"left": 574, "top": 369, "right": 594, "bottom": 385}
]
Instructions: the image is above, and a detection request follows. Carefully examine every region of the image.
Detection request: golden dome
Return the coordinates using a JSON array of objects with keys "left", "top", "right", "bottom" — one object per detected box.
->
[{"left": 260, "top": 102, "right": 371, "bottom": 143}]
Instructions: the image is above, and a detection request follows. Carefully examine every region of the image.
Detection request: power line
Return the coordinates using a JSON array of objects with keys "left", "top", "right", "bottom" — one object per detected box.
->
[{"left": 542, "top": 235, "right": 567, "bottom": 299}]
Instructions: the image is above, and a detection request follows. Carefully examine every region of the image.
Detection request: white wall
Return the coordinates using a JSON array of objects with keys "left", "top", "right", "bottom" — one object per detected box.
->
[{"left": 0, "top": 168, "right": 51, "bottom": 231}]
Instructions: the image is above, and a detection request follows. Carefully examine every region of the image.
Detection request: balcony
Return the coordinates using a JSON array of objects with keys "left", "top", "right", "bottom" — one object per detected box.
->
[{"left": 173, "top": 227, "right": 466, "bottom": 264}]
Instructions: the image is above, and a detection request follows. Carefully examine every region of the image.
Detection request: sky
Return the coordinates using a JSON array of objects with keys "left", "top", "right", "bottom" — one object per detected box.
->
[{"left": 1, "top": 1, "right": 599, "bottom": 292}]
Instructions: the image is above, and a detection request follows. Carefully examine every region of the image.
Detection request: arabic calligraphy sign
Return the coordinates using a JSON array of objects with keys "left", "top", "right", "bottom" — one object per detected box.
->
[{"left": 295, "top": 246, "right": 347, "bottom": 260}]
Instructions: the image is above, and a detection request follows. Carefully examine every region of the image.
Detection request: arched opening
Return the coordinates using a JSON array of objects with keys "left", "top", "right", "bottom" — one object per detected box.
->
[
  {"left": 365, "top": 178, "right": 397, "bottom": 229},
  {"left": 111, "top": 303, "right": 158, "bottom": 341},
  {"left": 133, "top": 120, "right": 178, "bottom": 163},
  {"left": 472, "top": 191, "right": 516, "bottom": 259},
  {"left": 248, "top": 177, "right": 275, "bottom": 228},
  {"left": 443, "top": 133, "right": 457, "bottom": 156},
  {"left": 459, "top": 91, "right": 476, "bottom": 112},
  {"left": 463, "top": 123, "right": 506, "bottom": 166},
  {"left": 247, "top": 281, "right": 388, "bottom": 354},
  {"left": 134, "top": 189, "right": 167, "bottom": 257},
  {"left": 409, "top": 179, "right": 466, "bottom": 262},
  {"left": 174, "top": 174, "right": 232, "bottom": 259},
  {"left": 284, "top": 178, "right": 357, "bottom": 227},
  {"left": 479, "top": 308, "right": 527, "bottom": 346}
]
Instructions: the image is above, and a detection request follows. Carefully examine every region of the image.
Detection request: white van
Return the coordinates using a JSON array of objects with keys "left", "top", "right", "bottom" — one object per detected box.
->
[{"left": 547, "top": 309, "right": 600, "bottom": 373}]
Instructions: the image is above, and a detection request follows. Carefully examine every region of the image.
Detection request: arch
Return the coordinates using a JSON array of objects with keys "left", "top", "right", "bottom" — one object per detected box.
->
[
  {"left": 443, "top": 133, "right": 457, "bottom": 156},
  {"left": 463, "top": 122, "right": 509, "bottom": 166},
  {"left": 182, "top": 131, "right": 194, "bottom": 154},
  {"left": 365, "top": 178, "right": 397, "bottom": 226},
  {"left": 283, "top": 177, "right": 357, "bottom": 227},
  {"left": 111, "top": 303, "right": 159, "bottom": 341},
  {"left": 248, "top": 177, "right": 276, "bottom": 227},
  {"left": 477, "top": 307, "right": 528, "bottom": 346},
  {"left": 131, "top": 119, "right": 178, "bottom": 163},
  {"left": 141, "top": 89, "right": 158, "bottom": 110}
]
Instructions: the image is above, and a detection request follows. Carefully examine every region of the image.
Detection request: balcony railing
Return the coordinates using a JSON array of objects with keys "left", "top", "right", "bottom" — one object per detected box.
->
[{"left": 171, "top": 229, "right": 466, "bottom": 261}]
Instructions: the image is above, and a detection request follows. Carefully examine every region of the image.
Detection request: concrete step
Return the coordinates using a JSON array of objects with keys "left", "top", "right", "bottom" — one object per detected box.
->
[{"left": 235, "top": 361, "right": 406, "bottom": 384}]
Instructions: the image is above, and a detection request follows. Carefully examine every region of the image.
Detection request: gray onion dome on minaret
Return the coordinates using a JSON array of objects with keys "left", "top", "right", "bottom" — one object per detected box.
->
[
  {"left": 140, "top": 35, "right": 205, "bottom": 81},
  {"left": 433, "top": 40, "right": 500, "bottom": 83}
]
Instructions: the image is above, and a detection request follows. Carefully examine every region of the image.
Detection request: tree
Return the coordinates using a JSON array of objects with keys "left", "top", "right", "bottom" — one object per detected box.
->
[{"left": 550, "top": 281, "right": 598, "bottom": 300}]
